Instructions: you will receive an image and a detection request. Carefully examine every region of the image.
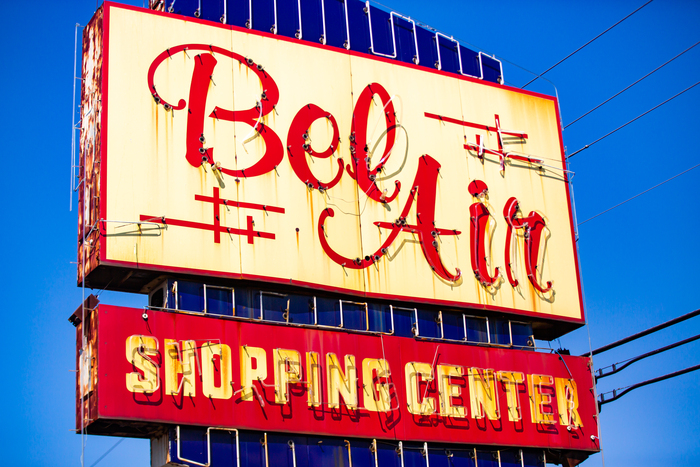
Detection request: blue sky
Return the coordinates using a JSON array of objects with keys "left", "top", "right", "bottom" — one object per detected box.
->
[{"left": 2, "top": 0, "right": 698, "bottom": 465}]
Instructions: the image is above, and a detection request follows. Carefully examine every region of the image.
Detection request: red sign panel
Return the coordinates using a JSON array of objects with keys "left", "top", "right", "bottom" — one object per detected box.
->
[{"left": 83, "top": 305, "right": 598, "bottom": 452}]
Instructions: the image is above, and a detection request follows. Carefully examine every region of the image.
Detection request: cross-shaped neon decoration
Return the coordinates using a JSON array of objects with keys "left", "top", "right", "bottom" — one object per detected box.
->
[
  {"left": 424, "top": 112, "right": 542, "bottom": 172},
  {"left": 140, "top": 187, "right": 285, "bottom": 244}
]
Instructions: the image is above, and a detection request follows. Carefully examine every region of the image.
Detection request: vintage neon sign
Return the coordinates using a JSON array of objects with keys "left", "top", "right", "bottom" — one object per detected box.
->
[
  {"left": 86, "top": 305, "right": 597, "bottom": 450},
  {"left": 146, "top": 45, "right": 554, "bottom": 290}
]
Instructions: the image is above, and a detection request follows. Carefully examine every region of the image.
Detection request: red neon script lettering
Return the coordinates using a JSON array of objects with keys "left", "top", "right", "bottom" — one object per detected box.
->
[
  {"left": 347, "top": 83, "right": 400, "bottom": 203},
  {"left": 468, "top": 180, "right": 500, "bottom": 286},
  {"left": 148, "top": 44, "right": 283, "bottom": 178},
  {"left": 503, "top": 198, "right": 552, "bottom": 293},
  {"left": 319, "top": 155, "right": 461, "bottom": 282},
  {"left": 287, "top": 104, "right": 344, "bottom": 191}
]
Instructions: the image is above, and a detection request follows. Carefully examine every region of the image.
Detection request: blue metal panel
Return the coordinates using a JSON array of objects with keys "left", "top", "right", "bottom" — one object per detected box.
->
[
  {"left": 375, "top": 441, "right": 402, "bottom": 466},
  {"left": 442, "top": 311, "right": 464, "bottom": 341},
  {"left": 481, "top": 54, "right": 502, "bottom": 84},
  {"left": 500, "top": 449, "right": 522, "bottom": 467},
  {"left": 415, "top": 25, "right": 438, "bottom": 71},
  {"left": 349, "top": 440, "right": 375, "bottom": 467},
  {"left": 225, "top": 0, "right": 251, "bottom": 28},
  {"left": 522, "top": 450, "right": 546, "bottom": 467},
  {"left": 346, "top": 0, "right": 370, "bottom": 54},
  {"left": 342, "top": 301, "right": 367, "bottom": 331},
  {"left": 166, "top": 0, "right": 201, "bottom": 18},
  {"left": 257, "top": 292, "right": 287, "bottom": 322},
  {"left": 316, "top": 297, "right": 341, "bottom": 327},
  {"left": 459, "top": 44, "right": 480, "bottom": 78},
  {"left": 489, "top": 319, "right": 510, "bottom": 345},
  {"left": 323, "top": 0, "right": 348, "bottom": 48},
  {"left": 475, "top": 450, "right": 499, "bottom": 467},
  {"left": 393, "top": 16, "right": 417, "bottom": 64},
  {"left": 300, "top": 0, "right": 324, "bottom": 45},
  {"left": 511, "top": 321, "right": 533, "bottom": 347},
  {"left": 172, "top": 426, "right": 208, "bottom": 466},
  {"left": 238, "top": 430, "right": 267, "bottom": 467},
  {"left": 436, "top": 35, "right": 460, "bottom": 74},
  {"left": 266, "top": 434, "right": 309, "bottom": 467},
  {"left": 307, "top": 436, "right": 349, "bottom": 466},
  {"left": 416, "top": 309, "right": 440, "bottom": 339},
  {"left": 288, "top": 295, "right": 315, "bottom": 325},
  {"left": 276, "top": 0, "right": 301, "bottom": 39},
  {"left": 200, "top": 0, "right": 225, "bottom": 23},
  {"left": 429, "top": 447, "right": 476, "bottom": 467},
  {"left": 209, "top": 429, "right": 240, "bottom": 466},
  {"left": 401, "top": 443, "right": 427, "bottom": 467},
  {"left": 392, "top": 307, "right": 415, "bottom": 337},
  {"left": 251, "top": 0, "right": 276, "bottom": 34},
  {"left": 170, "top": 427, "right": 245, "bottom": 466},
  {"left": 159, "top": 0, "right": 503, "bottom": 84},
  {"left": 168, "top": 428, "right": 543, "bottom": 467},
  {"left": 367, "top": 5, "right": 393, "bottom": 56},
  {"left": 367, "top": 303, "right": 391, "bottom": 333},
  {"left": 465, "top": 316, "right": 488, "bottom": 343},
  {"left": 234, "top": 288, "right": 256, "bottom": 318},
  {"left": 178, "top": 281, "right": 205, "bottom": 312},
  {"left": 206, "top": 287, "right": 234, "bottom": 316}
]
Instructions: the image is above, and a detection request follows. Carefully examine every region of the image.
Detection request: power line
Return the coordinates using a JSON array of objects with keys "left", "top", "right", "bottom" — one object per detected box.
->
[
  {"left": 565, "top": 40, "right": 700, "bottom": 128},
  {"left": 582, "top": 308, "right": 700, "bottom": 357},
  {"left": 521, "top": 0, "right": 654, "bottom": 89},
  {"left": 88, "top": 438, "right": 125, "bottom": 467},
  {"left": 598, "top": 364, "right": 700, "bottom": 410},
  {"left": 567, "top": 80, "right": 700, "bottom": 159},
  {"left": 596, "top": 333, "right": 700, "bottom": 381},
  {"left": 577, "top": 163, "right": 700, "bottom": 226}
]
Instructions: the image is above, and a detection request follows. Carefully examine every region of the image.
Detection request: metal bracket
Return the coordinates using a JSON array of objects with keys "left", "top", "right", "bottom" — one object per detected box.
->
[{"left": 367, "top": 3, "right": 419, "bottom": 64}]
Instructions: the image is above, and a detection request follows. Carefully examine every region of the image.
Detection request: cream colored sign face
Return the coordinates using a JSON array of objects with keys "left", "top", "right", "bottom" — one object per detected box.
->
[{"left": 102, "top": 6, "right": 583, "bottom": 322}]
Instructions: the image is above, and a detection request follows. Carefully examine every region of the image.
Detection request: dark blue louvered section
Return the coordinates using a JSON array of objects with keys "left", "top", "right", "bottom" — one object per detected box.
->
[{"left": 152, "top": 0, "right": 503, "bottom": 84}]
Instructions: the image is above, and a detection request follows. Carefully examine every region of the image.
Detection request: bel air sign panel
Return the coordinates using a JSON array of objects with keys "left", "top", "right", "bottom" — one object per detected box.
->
[
  {"left": 78, "top": 305, "right": 599, "bottom": 452},
  {"left": 80, "top": 3, "right": 583, "bottom": 324}
]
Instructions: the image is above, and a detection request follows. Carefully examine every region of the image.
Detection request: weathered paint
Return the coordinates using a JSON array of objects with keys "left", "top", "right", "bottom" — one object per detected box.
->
[
  {"left": 82, "top": 3, "right": 583, "bottom": 326},
  {"left": 81, "top": 304, "right": 600, "bottom": 452}
]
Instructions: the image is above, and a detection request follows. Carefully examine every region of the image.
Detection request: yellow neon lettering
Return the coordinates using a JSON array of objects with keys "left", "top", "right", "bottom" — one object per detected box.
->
[
  {"left": 306, "top": 351, "right": 321, "bottom": 407},
  {"left": 404, "top": 362, "right": 435, "bottom": 415},
  {"left": 273, "top": 348, "right": 302, "bottom": 404},
  {"left": 555, "top": 377, "right": 583, "bottom": 427},
  {"left": 164, "top": 339, "right": 197, "bottom": 397},
  {"left": 468, "top": 368, "right": 499, "bottom": 420},
  {"left": 437, "top": 364, "right": 466, "bottom": 418},
  {"left": 239, "top": 345, "right": 267, "bottom": 402},
  {"left": 362, "top": 358, "right": 391, "bottom": 413},
  {"left": 201, "top": 342, "right": 233, "bottom": 399},
  {"left": 125, "top": 335, "right": 159, "bottom": 394},
  {"left": 528, "top": 374, "right": 556, "bottom": 424},
  {"left": 326, "top": 353, "right": 357, "bottom": 409},
  {"left": 497, "top": 371, "right": 525, "bottom": 422}
]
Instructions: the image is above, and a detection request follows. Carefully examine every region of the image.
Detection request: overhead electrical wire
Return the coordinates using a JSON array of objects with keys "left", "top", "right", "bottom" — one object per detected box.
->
[
  {"left": 587, "top": 308, "right": 700, "bottom": 410},
  {"left": 521, "top": 0, "right": 655, "bottom": 89},
  {"left": 88, "top": 438, "right": 125, "bottom": 467},
  {"left": 567, "top": 80, "right": 700, "bottom": 159},
  {"left": 577, "top": 163, "right": 700, "bottom": 226},
  {"left": 582, "top": 308, "right": 700, "bottom": 357},
  {"left": 598, "top": 364, "right": 700, "bottom": 409},
  {"left": 566, "top": 40, "right": 700, "bottom": 128},
  {"left": 596, "top": 333, "right": 700, "bottom": 381}
]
